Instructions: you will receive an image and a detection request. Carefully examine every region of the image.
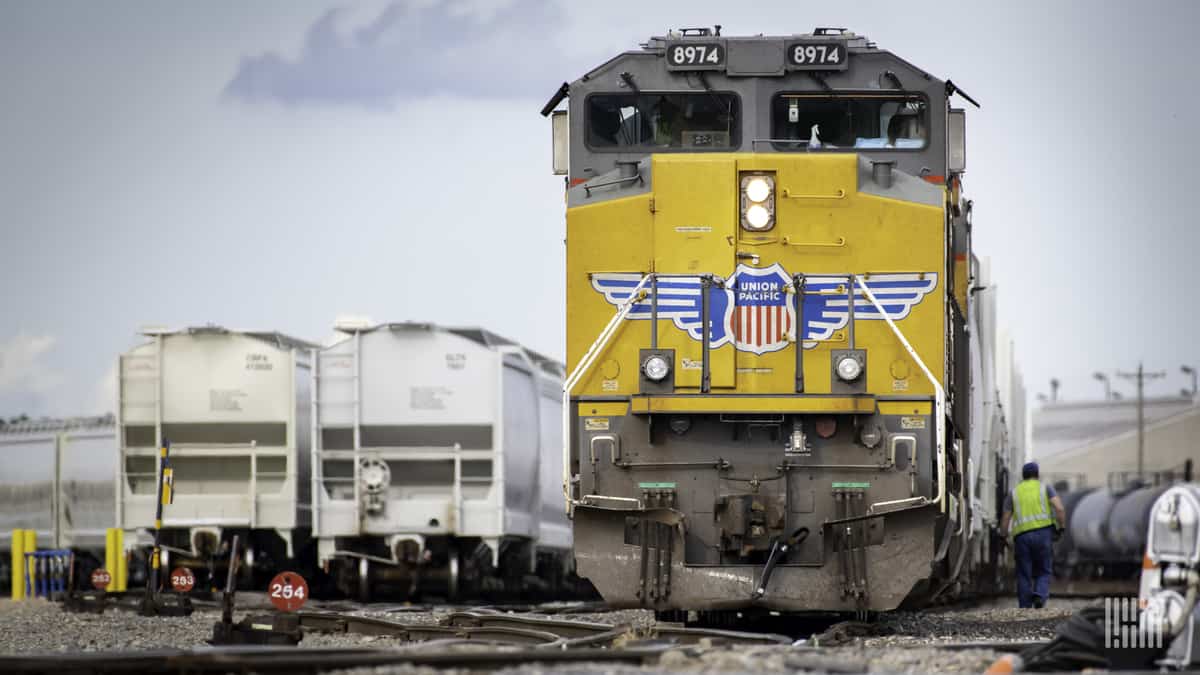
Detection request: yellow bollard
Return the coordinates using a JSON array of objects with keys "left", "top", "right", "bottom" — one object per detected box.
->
[
  {"left": 10, "top": 529, "right": 25, "bottom": 600},
  {"left": 116, "top": 530, "right": 127, "bottom": 591},
  {"left": 22, "top": 530, "right": 36, "bottom": 598},
  {"left": 104, "top": 529, "right": 116, "bottom": 591}
]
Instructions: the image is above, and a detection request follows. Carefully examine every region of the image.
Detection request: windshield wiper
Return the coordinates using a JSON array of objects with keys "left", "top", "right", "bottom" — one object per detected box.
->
[
  {"left": 540, "top": 82, "right": 569, "bottom": 117},
  {"left": 945, "top": 80, "right": 981, "bottom": 108}
]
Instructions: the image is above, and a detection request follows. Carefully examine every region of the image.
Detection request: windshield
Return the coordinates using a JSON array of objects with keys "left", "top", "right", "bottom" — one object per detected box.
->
[
  {"left": 770, "top": 93, "right": 928, "bottom": 151},
  {"left": 586, "top": 92, "right": 739, "bottom": 150}
]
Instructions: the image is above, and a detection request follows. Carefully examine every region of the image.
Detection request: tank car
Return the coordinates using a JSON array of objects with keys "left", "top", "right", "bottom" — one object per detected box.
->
[
  {"left": 117, "top": 326, "right": 317, "bottom": 584},
  {"left": 1, "top": 417, "right": 117, "bottom": 589},
  {"left": 312, "top": 322, "right": 575, "bottom": 600},
  {"left": 1061, "top": 481, "right": 1175, "bottom": 582},
  {"left": 546, "top": 27, "right": 1000, "bottom": 613}
]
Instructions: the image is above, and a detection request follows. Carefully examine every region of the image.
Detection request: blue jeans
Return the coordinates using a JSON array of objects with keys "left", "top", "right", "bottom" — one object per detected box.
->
[{"left": 1014, "top": 526, "right": 1053, "bottom": 608}]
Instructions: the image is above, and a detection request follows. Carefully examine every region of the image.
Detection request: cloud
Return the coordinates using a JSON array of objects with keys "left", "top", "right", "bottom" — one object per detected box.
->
[
  {"left": 0, "top": 333, "right": 62, "bottom": 396},
  {"left": 0, "top": 333, "right": 64, "bottom": 417},
  {"left": 89, "top": 362, "right": 118, "bottom": 416},
  {"left": 224, "top": 0, "right": 570, "bottom": 107}
]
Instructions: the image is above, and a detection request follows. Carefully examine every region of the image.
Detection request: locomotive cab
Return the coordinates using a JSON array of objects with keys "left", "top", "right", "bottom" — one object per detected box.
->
[{"left": 548, "top": 28, "right": 988, "bottom": 613}]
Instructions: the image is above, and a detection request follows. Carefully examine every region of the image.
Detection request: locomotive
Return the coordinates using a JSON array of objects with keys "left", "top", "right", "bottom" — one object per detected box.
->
[{"left": 547, "top": 27, "right": 1019, "bottom": 613}]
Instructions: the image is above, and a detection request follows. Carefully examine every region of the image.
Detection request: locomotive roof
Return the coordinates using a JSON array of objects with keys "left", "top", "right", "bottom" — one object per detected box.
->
[{"left": 572, "top": 27, "right": 939, "bottom": 86}]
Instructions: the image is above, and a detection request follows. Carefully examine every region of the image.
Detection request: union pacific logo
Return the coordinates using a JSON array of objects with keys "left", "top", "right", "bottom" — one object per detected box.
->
[{"left": 591, "top": 263, "right": 937, "bottom": 355}]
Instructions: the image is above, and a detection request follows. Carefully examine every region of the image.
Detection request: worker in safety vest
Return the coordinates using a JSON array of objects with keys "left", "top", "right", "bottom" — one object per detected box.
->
[{"left": 1000, "top": 461, "right": 1066, "bottom": 608}]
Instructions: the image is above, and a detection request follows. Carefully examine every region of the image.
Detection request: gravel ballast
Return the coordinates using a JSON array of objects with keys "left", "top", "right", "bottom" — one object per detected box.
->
[{"left": 0, "top": 596, "right": 1091, "bottom": 673}]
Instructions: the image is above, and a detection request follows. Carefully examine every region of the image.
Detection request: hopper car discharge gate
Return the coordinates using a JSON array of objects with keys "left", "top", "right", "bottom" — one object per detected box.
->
[{"left": 562, "top": 272, "right": 958, "bottom": 609}]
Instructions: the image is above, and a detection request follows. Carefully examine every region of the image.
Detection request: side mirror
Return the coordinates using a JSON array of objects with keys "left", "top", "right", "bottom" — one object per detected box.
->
[
  {"left": 551, "top": 110, "right": 569, "bottom": 176},
  {"left": 947, "top": 108, "right": 966, "bottom": 173}
]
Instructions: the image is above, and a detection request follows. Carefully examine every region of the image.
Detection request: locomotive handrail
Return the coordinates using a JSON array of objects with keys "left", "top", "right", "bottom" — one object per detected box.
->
[
  {"left": 562, "top": 273, "right": 655, "bottom": 513},
  {"left": 854, "top": 275, "right": 947, "bottom": 513},
  {"left": 582, "top": 174, "right": 643, "bottom": 197},
  {"left": 781, "top": 236, "right": 847, "bottom": 248}
]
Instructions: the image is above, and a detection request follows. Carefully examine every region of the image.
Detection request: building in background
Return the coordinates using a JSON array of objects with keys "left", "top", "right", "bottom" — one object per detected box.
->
[{"left": 1036, "top": 396, "right": 1197, "bottom": 490}]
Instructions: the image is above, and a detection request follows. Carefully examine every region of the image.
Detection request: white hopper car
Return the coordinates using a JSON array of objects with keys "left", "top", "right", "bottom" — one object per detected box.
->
[
  {"left": 1, "top": 417, "right": 117, "bottom": 588},
  {"left": 117, "top": 326, "right": 317, "bottom": 584},
  {"left": 313, "top": 322, "right": 574, "bottom": 600}
]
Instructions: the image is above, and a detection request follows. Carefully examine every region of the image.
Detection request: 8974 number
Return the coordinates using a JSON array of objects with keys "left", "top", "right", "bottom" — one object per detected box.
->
[
  {"left": 667, "top": 42, "right": 724, "bottom": 68},
  {"left": 787, "top": 42, "right": 845, "bottom": 68}
]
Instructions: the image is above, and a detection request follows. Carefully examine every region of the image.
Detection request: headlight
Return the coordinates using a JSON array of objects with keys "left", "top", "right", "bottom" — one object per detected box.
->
[
  {"left": 642, "top": 354, "right": 671, "bottom": 382},
  {"left": 740, "top": 172, "right": 775, "bottom": 231},
  {"left": 836, "top": 355, "right": 863, "bottom": 381},
  {"left": 745, "top": 204, "right": 771, "bottom": 229},
  {"left": 744, "top": 177, "right": 771, "bottom": 203}
]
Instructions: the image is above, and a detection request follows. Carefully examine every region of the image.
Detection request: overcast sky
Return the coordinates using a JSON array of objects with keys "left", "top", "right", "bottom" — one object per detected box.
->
[{"left": 2, "top": 0, "right": 1198, "bottom": 418}]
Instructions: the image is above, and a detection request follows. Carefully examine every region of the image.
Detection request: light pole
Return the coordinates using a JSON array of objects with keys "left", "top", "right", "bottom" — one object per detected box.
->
[
  {"left": 1093, "top": 372, "right": 1111, "bottom": 400},
  {"left": 1050, "top": 378, "right": 1061, "bottom": 402},
  {"left": 1116, "top": 363, "right": 1167, "bottom": 479},
  {"left": 1183, "top": 365, "right": 1197, "bottom": 397}
]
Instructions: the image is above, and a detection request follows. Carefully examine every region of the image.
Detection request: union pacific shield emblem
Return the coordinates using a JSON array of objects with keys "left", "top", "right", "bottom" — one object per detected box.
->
[{"left": 730, "top": 263, "right": 793, "bottom": 355}]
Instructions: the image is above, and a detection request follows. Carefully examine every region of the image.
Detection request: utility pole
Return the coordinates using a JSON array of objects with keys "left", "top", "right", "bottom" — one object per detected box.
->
[{"left": 1116, "top": 363, "right": 1166, "bottom": 479}]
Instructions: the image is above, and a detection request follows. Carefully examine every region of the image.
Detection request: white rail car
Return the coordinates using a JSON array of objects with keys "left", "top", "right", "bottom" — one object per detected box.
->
[
  {"left": 1, "top": 417, "right": 117, "bottom": 588},
  {"left": 313, "top": 322, "right": 572, "bottom": 599},
  {"left": 117, "top": 326, "right": 317, "bottom": 581}
]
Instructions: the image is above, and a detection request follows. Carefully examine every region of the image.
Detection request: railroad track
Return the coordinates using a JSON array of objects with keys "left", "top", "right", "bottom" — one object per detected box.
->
[
  {"left": 2, "top": 597, "right": 1062, "bottom": 674},
  {"left": 0, "top": 605, "right": 789, "bottom": 674},
  {"left": 7, "top": 600, "right": 1056, "bottom": 672}
]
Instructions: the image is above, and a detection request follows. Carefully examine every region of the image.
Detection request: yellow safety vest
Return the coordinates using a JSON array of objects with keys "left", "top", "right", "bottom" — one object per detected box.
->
[{"left": 1011, "top": 479, "right": 1055, "bottom": 537}]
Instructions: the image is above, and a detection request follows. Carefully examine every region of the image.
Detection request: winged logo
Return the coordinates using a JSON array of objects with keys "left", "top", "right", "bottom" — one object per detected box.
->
[
  {"left": 590, "top": 274, "right": 735, "bottom": 348},
  {"left": 590, "top": 267, "right": 937, "bottom": 352},
  {"left": 799, "top": 272, "right": 939, "bottom": 345}
]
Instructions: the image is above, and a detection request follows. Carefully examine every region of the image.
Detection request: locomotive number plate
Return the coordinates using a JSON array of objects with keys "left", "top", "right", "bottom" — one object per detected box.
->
[
  {"left": 665, "top": 41, "right": 725, "bottom": 70},
  {"left": 786, "top": 40, "right": 848, "bottom": 70}
]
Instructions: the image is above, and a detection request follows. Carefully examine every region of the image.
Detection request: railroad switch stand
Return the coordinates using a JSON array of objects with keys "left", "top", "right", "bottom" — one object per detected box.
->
[{"left": 208, "top": 534, "right": 302, "bottom": 646}]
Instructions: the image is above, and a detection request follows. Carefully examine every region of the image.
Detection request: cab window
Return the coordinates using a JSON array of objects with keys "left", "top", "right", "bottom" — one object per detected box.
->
[
  {"left": 586, "top": 92, "right": 739, "bottom": 150},
  {"left": 770, "top": 93, "right": 928, "bottom": 151}
]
